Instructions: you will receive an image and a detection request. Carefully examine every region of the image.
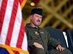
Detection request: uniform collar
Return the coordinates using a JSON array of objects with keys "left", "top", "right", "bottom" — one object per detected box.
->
[{"left": 26, "top": 23, "right": 40, "bottom": 29}]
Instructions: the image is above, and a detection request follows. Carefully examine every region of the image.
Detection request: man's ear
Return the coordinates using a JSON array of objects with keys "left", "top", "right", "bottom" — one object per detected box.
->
[
  {"left": 30, "top": 15, "right": 33, "bottom": 22},
  {"left": 30, "top": 15, "right": 33, "bottom": 20}
]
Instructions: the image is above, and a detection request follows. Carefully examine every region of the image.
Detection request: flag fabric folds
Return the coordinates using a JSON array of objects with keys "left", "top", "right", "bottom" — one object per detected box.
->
[{"left": 0, "top": 0, "right": 29, "bottom": 54}]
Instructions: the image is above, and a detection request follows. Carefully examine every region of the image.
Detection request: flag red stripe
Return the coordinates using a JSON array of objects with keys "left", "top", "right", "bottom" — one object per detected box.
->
[
  {"left": 16, "top": 20, "right": 25, "bottom": 48},
  {"left": 14, "top": 51, "right": 19, "bottom": 54},
  {"left": 19, "top": 0, "right": 23, "bottom": 5},
  {"left": 5, "top": 0, "right": 18, "bottom": 45},
  {"left": 0, "top": 0, "right": 7, "bottom": 34}
]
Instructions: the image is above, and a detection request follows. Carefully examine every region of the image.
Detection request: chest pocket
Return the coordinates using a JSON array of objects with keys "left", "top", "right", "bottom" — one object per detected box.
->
[{"left": 40, "top": 31, "right": 48, "bottom": 41}]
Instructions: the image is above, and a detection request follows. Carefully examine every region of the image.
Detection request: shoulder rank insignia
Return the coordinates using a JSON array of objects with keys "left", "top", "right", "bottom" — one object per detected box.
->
[{"left": 40, "top": 32, "right": 44, "bottom": 34}]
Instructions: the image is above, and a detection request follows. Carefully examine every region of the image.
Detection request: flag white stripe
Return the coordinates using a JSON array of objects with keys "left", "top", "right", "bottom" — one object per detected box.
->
[
  {"left": 0, "top": 0, "right": 2, "bottom": 10},
  {"left": 0, "top": 0, "right": 14, "bottom": 44},
  {"left": 22, "top": 33, "right": 28, "bottom": 50},
  {"left": 10, "top": 3, "right": 22, "bottom": 47}
]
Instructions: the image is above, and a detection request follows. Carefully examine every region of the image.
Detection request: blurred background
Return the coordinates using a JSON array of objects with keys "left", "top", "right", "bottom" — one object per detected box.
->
[{"left": 22, "top": 0, "right": 73, "bottom": 31}]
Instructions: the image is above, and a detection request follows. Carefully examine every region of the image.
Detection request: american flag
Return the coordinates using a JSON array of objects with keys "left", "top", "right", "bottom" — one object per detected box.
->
[{"left": 0, "top": 0, "right": 29, "bottom": 54}]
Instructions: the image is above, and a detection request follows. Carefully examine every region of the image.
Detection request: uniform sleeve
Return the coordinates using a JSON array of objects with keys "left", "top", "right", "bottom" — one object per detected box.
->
[
  {"left": 46, "top": 31, "right": 61, "bottom": 47},
  {"left": 48, "top": 36, "right": 61, "bottom": 47},
  {"left": 25, "top": 28, "right": 34, "bottom": 47}
]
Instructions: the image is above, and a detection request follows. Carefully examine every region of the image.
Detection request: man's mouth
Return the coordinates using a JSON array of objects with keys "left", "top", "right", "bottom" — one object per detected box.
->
[{"left": 37, "top": 20, "right": 40, "bottom": 22}]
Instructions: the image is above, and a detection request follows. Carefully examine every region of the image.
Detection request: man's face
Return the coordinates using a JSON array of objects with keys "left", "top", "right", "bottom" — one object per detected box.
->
[{"left": 30, "top": 14, "right": 43, "bottom": 26}]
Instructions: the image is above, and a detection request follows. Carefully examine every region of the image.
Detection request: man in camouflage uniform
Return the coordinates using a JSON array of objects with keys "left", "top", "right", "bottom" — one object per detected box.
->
[{"left": 25, "top": 8, "right": 72, "bottom": 54}]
